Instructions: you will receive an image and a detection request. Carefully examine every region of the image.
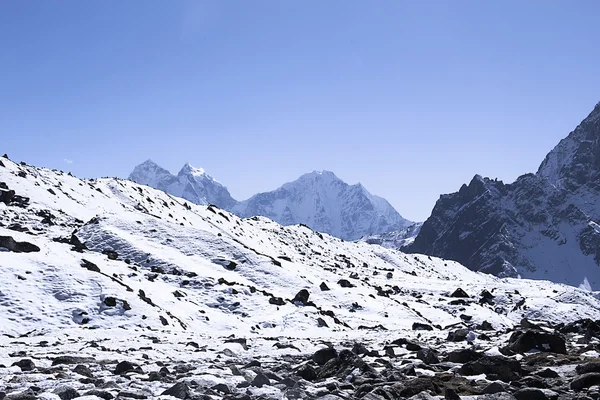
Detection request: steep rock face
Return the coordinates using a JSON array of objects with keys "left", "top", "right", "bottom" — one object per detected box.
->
[
  {"left": 232, "top": 171, "right": 412, "bottom": 240},
  {"left": 406, "top": 103, "right": 600, "bottom": 288},
  {"left": 361, "top": 222, "right": 423, "bottom": 248},
  {"left": 128, "top": 160, "right": 237, "bottom": 209}
]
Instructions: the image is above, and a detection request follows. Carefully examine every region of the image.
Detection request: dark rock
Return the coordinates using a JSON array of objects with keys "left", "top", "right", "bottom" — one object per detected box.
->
[
  {"left": 251, "top": 372, "right": 271, "bottom": 388},
  {"left": 320, "top": 282, "right": 330, "bottom": 291},
  {"left": 571, "top": 372, "right": 600, "bottom": 391},
  {"left": 53, "top": 386, "right": 80, "bottom": 400},
  {"left": 103, "top": 249, "right": 119, "bottom": 260},
  {"left": 482, "top": 382, "right": 506, "bottom": 394},
  {"left": 269, "top": 297, "right": 285, "bottom": 306},
  {"left": 412, "top": 322, "right": 434, "bottom": 331},
  {"left": 416, "top": 348, "right": 439, "bottom": 365},
  {"left": 479, "top": 320, "right": 494, "bottom": 331},
  {"left": 161, "top": 382, "right": 191, "bottom": 399},
  {"left": 317, "top": 317, "right": 329, "bottom": 327},
  {"left": 117, "top": 392, "right": 147, "bottom": 399},
  {"left": 212, "top": 384, "right": 231, "bottom": 394},
  {"left": 445, "top": 388, "right": 462, "bottom": 400},
  {"left": 317, "top": 349, "right": 378, "bottom": 381},
  {"left": 292, "top": 289, "right": 310, "bottom": 304},
  {"left": 74, "top": 364, "right": 93, "bottom": 378},
  {"left": 297, "top": 364, "right": 317, "bottom": 381},
  {"left": 451, "top": 288, "right": 469, "bottom": 298},
  {"left": 576, "top": 360, "right": 600, "bottom": 374},
  {"left": 447, "top": 348, "right": 482, "bottom": 363},
  {"left": 447, "top": 329, "right": 469, "bottom": 342},
  {"left": 81, "top": 259, "right": 100, "bottom": 272},
  {"left": 513, "top": 388, "right": 549, "bottom": 400},
  {"left": 390, "top": 377, "right": 440, "bottom": 397},
  {"left": 4, "top": 389, "right": 37, "bottom": 400},
  {"left": 506, "top": 330, "right": 566, "bottom": 354},
  {"left": 103, "top": 297, "right": 117, "bottom": 307},
  {"left": 11, "top": 359, "right": 35, "bottom": 371},
  {"left": 0, "top": 236, "right": 40, "bottom": 253},
  {"left": 459, "top": 355, "right": 522, "bottom": 382},
  {"left": 536, "top": 368, "right": 559, "bottom": 379},
  {"left": 84, "top": 390, "right": 114, "bottom": 400},
  {"left": 337, "top": 279, "right": 354, "bottom": 288},
  {"left": 313, "top": 347, "right": 337, "bottom": 365},
  {"left": 113, "top": 361, "right": 139, "bottom": 375}
]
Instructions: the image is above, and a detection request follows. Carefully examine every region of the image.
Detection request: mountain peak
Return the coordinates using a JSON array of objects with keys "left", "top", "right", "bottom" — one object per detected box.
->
[{"left": 178, "top": 162, "right": 209, "bottom": 178}]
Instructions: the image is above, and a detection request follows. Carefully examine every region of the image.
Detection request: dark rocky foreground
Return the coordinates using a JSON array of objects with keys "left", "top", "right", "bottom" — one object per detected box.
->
[{"left": 3, "top": 318, "right": 600, "bottom": 400}]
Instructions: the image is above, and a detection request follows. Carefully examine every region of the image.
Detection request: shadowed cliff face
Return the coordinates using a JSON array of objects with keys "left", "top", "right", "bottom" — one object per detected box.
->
[{"left": 406, "top": 103, "right": 600, "bottom": 289}]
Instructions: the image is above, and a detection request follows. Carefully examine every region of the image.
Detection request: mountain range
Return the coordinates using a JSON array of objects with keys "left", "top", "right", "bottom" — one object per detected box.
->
[
  {"left": 406, "top": 102, "right": 600, "bottom": 289},
  {"left": 129, "top": 162, "right": 412, "bottom": 241}
]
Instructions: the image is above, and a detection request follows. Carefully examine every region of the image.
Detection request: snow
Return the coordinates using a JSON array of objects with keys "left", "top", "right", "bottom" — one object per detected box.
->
[{"left": 2, "top": 157, "right": 600, "bottom": 373}]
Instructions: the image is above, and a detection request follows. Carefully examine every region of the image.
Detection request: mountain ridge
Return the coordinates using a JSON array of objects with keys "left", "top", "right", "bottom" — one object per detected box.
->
[
  {"left": 406, "top": 101, "right": 600, "bottom": 289},
  {"left": 128, "top": 163, "right": 413, "bottom": 241}
]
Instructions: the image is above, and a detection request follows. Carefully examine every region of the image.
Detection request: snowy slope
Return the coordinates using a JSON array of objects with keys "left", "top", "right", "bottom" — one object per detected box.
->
[
  {"left": 232, "top": 171, "right": 412, "bottom": 240},
  {"left": 407, "top": 102, "right": 600, "bottom": 289},
  {"left": 2, "top": 156, "right": 600, "bottom": 342},
  {"left": 129, "top": 160, "right": 237, "bottom": 209}
]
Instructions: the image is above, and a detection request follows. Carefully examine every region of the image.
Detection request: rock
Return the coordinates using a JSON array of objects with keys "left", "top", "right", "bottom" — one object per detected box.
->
[
  {"left": 571, "top": 372, "right": 600, "bottom": 391},
  {"left": 390, "top": 377, "right": 441, "bottom": 397},
  {"left": 447, "top": 329, "right": 469, "bottom": 342},
  {"left": 482, "top": 382, "right": 506, "bottom": 394},
  {"left": 416, "top": 348, "right": 439, "bottom": 365},
  {"left": 103, "top": 297, "right": 117, "bottom": 307},
  {"left": 445, "top": 388, "right": 462, "bottom": 400},
  {"left": 317, "top": 317, "right": 329, "bottom": 327},
  {"left": 161, "top": 382, "right": 191, "bottom": 399},
  {"left": 11, "top": 359, "right": 35, "bottom": 371},
  {"left": 513, "top": 388, "right": 549, "bottom": 400},
  {"left": 506, "top": 330, "right": 566, "bottom": 354},
  {"left": 84, "top": 390, "right": 114, "bottom": 400},
  {"left": 0, "top": 236, "right": 40, "bottom": 253},
  {"left": 337, "top": 279, "right": 354, "bottom": 288},
  {"left": 320, "top": 282, "right": 330, "bottom": 291},
  {"left": 576, "top": 360, "right": 600, "bottom": 374},
  {"left": 113, "top": 360, "right": 139, "bottom": 375},
  {"left": 4, "top": 389, "right": 37, "bottom": 400},
  {"left": 317, "top": 349, "right": 378, "bottom": 381},
  {"left": 479, "top": 320, "right": 494, "bottom": 330},
  {"left": 269, "top": 297, "right": 285, "bottom": 306},
  {"left": 297, "top": 364, "right": 317, "bottom": 381},
  {"left": 447, "top": 348, "right": 482, "bottom": 363},
  {"left": 313, "top": 347, "right": 338, "bottom": 365},
  {"left": 459, "top": 355, "right": 522, "bottom": 382},
  {"left": 212, "top": 384, "right": 231, "bottom": 394},
  {"left": 536, "top": 368, "right": 559, "bottom": 379},
  {"left": 73, "top": 364, "right": 93, "bottom": 378},
  {"left": 103, "top": 249, "right": 119, "bottom": 260},
  {"left": 292, "top": 289, "right": 310, "bottom": 304},
  {"left": 81, "top": 259, "right": 100, "bottom": 272},
  {"left": 412, "top": 322, "right": 434, "bottom": 331},
  {"left": 53, "top": 386, "right": 80, "bottom": 400},
  {"left": 251, "top": 372, "right": 271, "bottom": 388},
  {"left": 451, "top": 288, "right": 469, "bottom": 298},
  {"left": 118, "top": 392, "right": 147, "bottom": 399}
]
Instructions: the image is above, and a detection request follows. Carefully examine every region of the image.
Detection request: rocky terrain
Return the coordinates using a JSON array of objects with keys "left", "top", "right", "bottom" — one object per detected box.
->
[
  {"left": 129, "top": 163, "right": 412, "bottom": 241},
  {"left": 406, "top": 102, "right": 600, "bottom": 290},
  {"left": 3, "top": 155, "right": 600, "bottom": 399}
]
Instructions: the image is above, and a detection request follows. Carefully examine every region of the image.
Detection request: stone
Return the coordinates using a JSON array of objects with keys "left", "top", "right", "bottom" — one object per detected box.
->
[
  {"left": 161, "top": 382, "right": 191, "bottom": 399},
  {"left": 313, "top": 347, "right": 337, "bottom": 365}
]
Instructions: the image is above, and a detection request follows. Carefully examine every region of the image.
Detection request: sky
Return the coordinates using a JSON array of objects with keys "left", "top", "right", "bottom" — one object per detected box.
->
[{"left": 2, "top": 1, "right": 600, "bottom": 221}]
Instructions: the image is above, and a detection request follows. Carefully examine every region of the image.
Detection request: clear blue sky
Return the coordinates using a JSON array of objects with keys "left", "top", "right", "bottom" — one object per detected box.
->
[{"left": 2, "top": 1, "right": 600, "bottom": 221}]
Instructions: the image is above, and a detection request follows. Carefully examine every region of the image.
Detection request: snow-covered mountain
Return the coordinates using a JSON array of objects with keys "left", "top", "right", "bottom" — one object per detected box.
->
[
  {"left": 129, "top": 160, "right": 237, "bottom": 209},
  {"left": 129, "top": 161, "right": 413, "bottom": 241},
  {"left": 5, "top": 156, "right": 600, "bottom": 399},
  {"left": 406, "top": 102, "right": 600, "bottom": 289},
  {"left": 232, "top": 171, "right": 412, "bottom": 241}
]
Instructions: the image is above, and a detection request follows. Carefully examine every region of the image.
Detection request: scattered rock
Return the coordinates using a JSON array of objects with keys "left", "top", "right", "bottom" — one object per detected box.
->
[
  {"left": 292, "top": 289, "right": 310, "bottom": 304},
  {"left": 313, "top": 347, "right": 337, "bottom": 365},
  {"left": 0, "top": 236, "right": 40, "bottom": 253},
  {"left": 11, "top": 359, "right": 35, "bottom": 371},
  {"left": 161, "top": 382, "right": 192, "bottom": 399},
  {"left": 451, "top": 288, "right": 469, "bottom": 298}
]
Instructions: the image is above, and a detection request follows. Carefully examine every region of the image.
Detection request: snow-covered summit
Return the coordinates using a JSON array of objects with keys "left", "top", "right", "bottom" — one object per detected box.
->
[
  {"left": 233, "top": 170, "right": 412, "bottom": 241},
  {"left": 129, "top": 160, "right": 236, "bottom": 209},
  {"left": 129, "top": 162, "right": 413, "bottom": 241}
]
